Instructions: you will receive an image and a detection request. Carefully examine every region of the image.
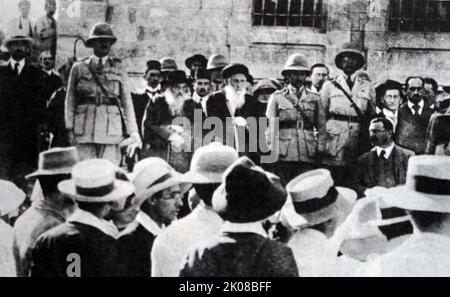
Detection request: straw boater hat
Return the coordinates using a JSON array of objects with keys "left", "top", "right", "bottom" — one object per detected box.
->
[
  {"left": 338, "top": 193, "right": 413, "bottom": 261},
  {"left": 179, "top": 142, "right": 239, "bottom": 184},
  {"left": 85, "top": 23, "right": 117, "bottom": 48},
  {"left": 285, "top": 169, "right": 357, "bottom": 227},
  {"left": 26, "top": 147, "right": 80, "bottom": 179},
  {"left": 58, "top": 159, "right": 134, "bottom": 203},
  {"left": 382, "top": 155, "right": 450, "bottom": 213},
  {"left": 212, "top": 157, "right": 287, "bottom": 223},
  {"left": 281, "top": 53, "right": 311, "bottom": 77},
  {"left": 131, "top": 158, "right": 191, "bottom": 208},
  {"left": 0, "top": 180, "right": 26, "bottom": 217},
  {"left": 335, "top": 42, "right": 365, "bottom": 70}
]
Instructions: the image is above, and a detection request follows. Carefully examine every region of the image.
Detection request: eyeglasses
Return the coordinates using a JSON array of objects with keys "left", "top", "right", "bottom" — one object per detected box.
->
[{"left": 408, "top": 87, "right": 423, "bottom": 92}]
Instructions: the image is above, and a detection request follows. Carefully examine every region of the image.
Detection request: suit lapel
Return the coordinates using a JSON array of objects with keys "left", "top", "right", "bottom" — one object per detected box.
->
[{"left": 368, "top": 150, "right": 377, "bottom": 185}]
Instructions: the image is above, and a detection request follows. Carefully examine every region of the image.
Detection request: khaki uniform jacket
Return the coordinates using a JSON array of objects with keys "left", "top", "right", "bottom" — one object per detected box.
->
[
  {"left": 266, "top": 86, "right": 326, "bottom": 163},
  {"left": 33, "top": 16, "right": 57, "bottom": 55},
  {"left": 65, "top": 57, "right": 138, "bottom": 145},
  {"left": 320, "top": 72, "right": 376, "bottom": 167}
]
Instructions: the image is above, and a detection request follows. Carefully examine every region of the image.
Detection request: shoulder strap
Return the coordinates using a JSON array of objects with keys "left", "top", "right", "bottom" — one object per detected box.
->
[
  {"left": 287, "top": 88, "right": 315, "bottom": 128},
  {"left": 331, "top": 80, "right": 363, "bottom": 118},
  {"left": 85, "top": 62, "right": 128, "bottom": 137}
]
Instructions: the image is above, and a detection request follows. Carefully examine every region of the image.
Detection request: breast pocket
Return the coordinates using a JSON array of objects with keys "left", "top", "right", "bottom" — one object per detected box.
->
[
  {"left": 105, "top": 73, "right": 122, "bottom": 96},
  {"left": 278, "top": 105, "right": 297, "bottom": 122},
  {"left": 279, "top": 128, "right": 292, "bottom": 157},
  {"left": 77, "top": 73, "right": 95, "bottom": 96},
  {"left": 74, "top": 105, "right": 88, "bottom": 136},
  {"left": 107, "top": 105, "right": 123, "bottom": 136}
]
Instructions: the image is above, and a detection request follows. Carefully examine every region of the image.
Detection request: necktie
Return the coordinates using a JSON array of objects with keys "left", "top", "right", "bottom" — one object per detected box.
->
[
  {"left": 98, "top": 58, "right": 103, "bottom": 71},
  {"left": 19, "top": 18, "right": 22, "bottom": 29},
  {"left": 379, "top": 150, "right": 386, "bottom": 159},
  {"left": 347, "top": 76, "right": 354, "bottom": 90},
  {"left": 14, "top": 62, "right": 20, "bottom": 76},
  {"left": 413, "top": 104, "right": 420, "bottom": 116}
]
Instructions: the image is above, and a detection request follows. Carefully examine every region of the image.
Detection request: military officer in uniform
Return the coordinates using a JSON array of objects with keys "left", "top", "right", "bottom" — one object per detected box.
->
[
  {"left": 266, "top": 53, "right": 327, "bottom": 186},
  {"left": 65, "top": 23, "right": 141, "bottom": 165},
  {"left": 320, "top": 42, "right": 376, "bottom": 186}
]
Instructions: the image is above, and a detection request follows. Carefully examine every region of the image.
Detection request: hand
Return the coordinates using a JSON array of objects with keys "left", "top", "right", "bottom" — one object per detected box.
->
[
  {"left": 234, "top": 117, "right": 247, "bottom": 127},
  {"left": 66, "top": 129, "right": 75, "bottom": 146},
  {"left": 169, "top": 133, "right": 184, "bottom": 151}
]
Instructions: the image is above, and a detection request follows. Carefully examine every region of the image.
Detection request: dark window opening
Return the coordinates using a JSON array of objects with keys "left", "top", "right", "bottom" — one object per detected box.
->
[
  {"left": 252, "top": 0, "right": 326, "bottom": 29},
  {"left": 389, "top": 0, "right": 450, "bottom": 32}
]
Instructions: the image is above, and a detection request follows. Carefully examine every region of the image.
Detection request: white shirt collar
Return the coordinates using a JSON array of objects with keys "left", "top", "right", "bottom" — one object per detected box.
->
[
  {"left": 68, "top": 208, "right": 120, "bottom": 239},
  {"left": 91, "top": 55, "right": 109, "bottom": 66},
  {"left": 42, "top": 69, "right": 58, "bottom": 76},
  {"left": 146, "top": 85, "right": 161, "bottom": 93},
  {"left": 372, "top": 142, "right": 395, "bottom": 159},
  {"left": 407, "top": 100, "right": 424, "bottom": 115},
  {"left": 192, "top": 92, "right": 209, "bottom": 114},
  {"left": 221, "top": 221, "right": 268, "bottom": 238},
  {"left": 8, "top": 58, "right": 25, "bottom": 74},
  {"left": 135, "top": 211, "right": 164, "bottom": 236},
  {"left": 382, "top": 108, "right": 398, "bottom": 118}
]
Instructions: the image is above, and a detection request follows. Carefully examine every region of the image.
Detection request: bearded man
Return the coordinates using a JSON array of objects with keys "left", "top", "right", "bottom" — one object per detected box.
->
[
  {"left": 206, "top": 63, "right": 256, "bottom": 153},
  {"left": 142, "top": 70, "right": 190, "bottom": 172}
]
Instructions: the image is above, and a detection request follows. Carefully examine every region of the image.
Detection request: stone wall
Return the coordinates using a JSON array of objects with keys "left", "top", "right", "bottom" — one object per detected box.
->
[{"left": 56, "top": 0, "right": 450, "bottom": 90}]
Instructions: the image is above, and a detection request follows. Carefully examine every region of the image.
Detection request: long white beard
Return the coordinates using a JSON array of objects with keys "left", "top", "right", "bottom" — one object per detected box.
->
[
  {"left": 165, "top": 90, "right": 186, "bottom": 116},
  {"left": 224, "top": 85, "right": 246, "bottom": 114}
]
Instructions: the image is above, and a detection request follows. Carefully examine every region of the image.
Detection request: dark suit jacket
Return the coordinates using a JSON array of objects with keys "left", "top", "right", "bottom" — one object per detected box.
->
[
  {"left": 352, "top": 145, "right": 415, "bottom": 197},
  {"left": 117, "top": 223, "right": 156, "bottom": 277},
  {"left": 41, "top": 71, "right": 63, "bottom": 104},
  {"left": 180, "top": 233, "right": 299, "bottom": 277},
  {"left": 31, "top": 222, "right": 119, "bottom": 277},
  {"left": 0, "top": 62, "right": 45, "bottom": 166},
  {"left": 47, "top": 87, "right": 70, "bottom": 148},
  {"left": 131, "top": 92, "right": 150, "bottom": 138},
  {"left": 395, "top": 102, "right": 434, "bottom": 154}
]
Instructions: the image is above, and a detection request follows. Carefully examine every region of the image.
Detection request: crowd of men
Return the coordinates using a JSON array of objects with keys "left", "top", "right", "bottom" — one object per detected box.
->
[{"left": 1, "top": 0, "right": 450, "bottom": 277}]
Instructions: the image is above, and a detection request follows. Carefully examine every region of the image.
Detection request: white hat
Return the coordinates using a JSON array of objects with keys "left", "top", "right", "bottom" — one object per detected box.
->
[
  {"left": 0, "top": 180, "right": 26, "bottom": 216},
  {"left": 285, "top": 169, "right": 357, "bottom": 226},
  {"left": 131, "top": 159, "right": 191, "bottom": 208},
  {"left": 58, "top": 159, "right": 134, "bottom": 203},
  {"left": 26, "top": 147, "right": 79, "bottom": 179},
  {"left": 179, "top": 142, "right": 239, "bottom": 184},
  {"left": 127, "top": 157, "right": 171, "bottom": 181},
  {"left": 383, "top": 155, "right": 450, "bottom": 212}
]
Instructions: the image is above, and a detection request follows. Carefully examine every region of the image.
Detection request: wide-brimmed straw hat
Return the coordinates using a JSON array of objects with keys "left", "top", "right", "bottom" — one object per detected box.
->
[
  {"left": 382, "top": 155, "right": 450, "bottom": 213},
  {"left": 179, "top": 142, "right": 239, "bottom": 184},
  {"left": 26, "top": 147, "right": 80, "bottom": 179},
  {"left": 285, "top": 169, "right": 357, "bottom": 227},
  {"left": 58, "top": 159, "right": 134, "bottom": 203},
  {"left": 131, "top": 158, "right": 191, "bottom": 208},
  {"left": 4, "top": 35, "right": 34, "bottom": 49}
]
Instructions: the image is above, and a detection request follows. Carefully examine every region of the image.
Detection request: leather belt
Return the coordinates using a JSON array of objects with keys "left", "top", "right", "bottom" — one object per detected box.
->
[
  {"left": 329, "top": 113, "right": 360, "bottom": 123},
  {"left": 78, "top": 96, "right": 116, "bottom": 106},
  {"left": 279, "top": 121, "right": 314, "bottom": 130}
]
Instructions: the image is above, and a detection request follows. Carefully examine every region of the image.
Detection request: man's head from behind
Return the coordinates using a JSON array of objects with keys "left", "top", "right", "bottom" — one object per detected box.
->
[{"left": 369, "top": 117, "right": 394, "bottom": 147}]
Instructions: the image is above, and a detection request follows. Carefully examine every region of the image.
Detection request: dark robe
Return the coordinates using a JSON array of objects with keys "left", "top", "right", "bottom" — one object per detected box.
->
[
  {"left": 180, "top": 233, "right": 299, "bottom": 277},
  {"left": 47, "top": 87, "right": 70, "bottom": 148},
  {"left": 41, "top": 70, "right": 63, "bottom": 105},
  {"left": 117, "top": 223, "right": 156, "bottom": 277},
  {"left": 31, "top": 222, "right": 119, "bottom": 277}
]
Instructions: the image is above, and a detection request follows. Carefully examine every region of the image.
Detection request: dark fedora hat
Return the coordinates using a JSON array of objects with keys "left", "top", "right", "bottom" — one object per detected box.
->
[
  {"left": 146, "top": 60, "right": 161, "bottom": 72},
  {"left": 335, "top": 42, "right": 365, "bottom": 70},
  {"left": 185, "top": 54, "right": 207, "bottom": 69},
  {"left": 167, "top": 70, "right": 188, "bottom": 85},
  {"left": 85, "top": 23, "right": 117, "bottom": 48},
  {"left": 195, "top": 69, "right": 211, "bottom": 81},
  {"left": 222, "top": 63, "right": 250, "bottom": 80},
  {"left": 4, "top": 35, "right": 34, "bottom": 49},
  {"left": 212, "top": 157, "right": 287, "bottom": 223}
]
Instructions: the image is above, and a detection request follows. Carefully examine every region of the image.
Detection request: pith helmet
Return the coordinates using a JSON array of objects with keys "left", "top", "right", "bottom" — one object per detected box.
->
[
  {"left": 282, "top": 53, "right": 311, "bottom": 77},
  {"left": 335, "top": 42, "right": 365, "bottom": 70},
  {"left": 85, "top": 23, "right": 117, "bottom": 48}
]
